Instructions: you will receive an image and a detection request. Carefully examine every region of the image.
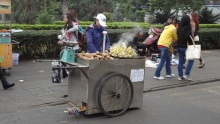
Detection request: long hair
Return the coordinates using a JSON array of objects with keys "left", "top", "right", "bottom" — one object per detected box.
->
[
  {"left": 64, "top": 13, "right": 74, "bottom": 30},
  {"left": 191, "top": 12, "right": 200, "bottom": 29},
  {"left": 178, "top": 15, "right": 191, "bottom": 34},
  {"left": 68, "top": 8, "right": 77, "bottom": 19}
]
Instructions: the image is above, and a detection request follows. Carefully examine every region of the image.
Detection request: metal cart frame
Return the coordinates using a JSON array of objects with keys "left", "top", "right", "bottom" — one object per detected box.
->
[{"left": 65, "top": 57, "right": 145, "bottom": 117}]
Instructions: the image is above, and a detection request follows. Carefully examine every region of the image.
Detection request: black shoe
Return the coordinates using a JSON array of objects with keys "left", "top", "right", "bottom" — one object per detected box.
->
[
  {"left": 1, "top": 77, "right": 15, "bottom": 89},
  {"left": 198, "top": 62, "right": 205, "bottom": 68},
  {"left": 3, "top": 83, "right": 15, "bottom": 89}
]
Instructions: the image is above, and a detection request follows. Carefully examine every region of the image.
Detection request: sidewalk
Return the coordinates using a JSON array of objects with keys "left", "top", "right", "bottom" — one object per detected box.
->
[
  {"left": 144, "top": 50, "right": 220, "bottom": 92},
  {"left": 1, "top": 50, "right": 220, "bottom": 112}
]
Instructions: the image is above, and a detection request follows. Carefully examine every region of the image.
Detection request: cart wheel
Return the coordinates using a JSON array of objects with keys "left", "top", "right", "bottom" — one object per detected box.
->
[{"left": 97, "top": 73, "right": 133, "bottom": 117}]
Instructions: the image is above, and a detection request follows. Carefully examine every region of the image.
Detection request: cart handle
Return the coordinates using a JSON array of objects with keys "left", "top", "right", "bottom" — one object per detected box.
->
[
  {"left": 11, "top": 40, "right": 20, "bottom": 44},
  {"left": 52, "top": 66, "right": 89, "bottom": 80}
]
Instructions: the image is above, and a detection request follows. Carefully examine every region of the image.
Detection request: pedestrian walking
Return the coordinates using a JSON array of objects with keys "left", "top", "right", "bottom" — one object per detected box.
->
[
  {"left": 190, "top": 12, "right": 205, "bottom": 68},
  {"left": 0, "top": 73, "right": 15, "bottom": 89},
  {"left": 177, "top": 15, "right": 194, "bottom": 81},
  {"left": 154, "top": 22, "right": 178, "bottom": 80}
]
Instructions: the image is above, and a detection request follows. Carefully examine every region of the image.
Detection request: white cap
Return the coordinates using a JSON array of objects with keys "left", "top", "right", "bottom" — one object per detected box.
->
[{"left": 96, "top": 13, "right": 107, "bottom": 27}]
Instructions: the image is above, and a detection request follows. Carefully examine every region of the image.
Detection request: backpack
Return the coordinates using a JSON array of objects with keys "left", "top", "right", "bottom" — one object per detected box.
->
[{"left": 77, "top": 31, "right": 87, "bottom": 51}]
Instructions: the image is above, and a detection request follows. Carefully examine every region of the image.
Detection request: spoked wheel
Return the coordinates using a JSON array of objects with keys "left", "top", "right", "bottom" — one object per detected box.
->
[{"left": 97, "top": 73, "right": 133, "bottom": 117}]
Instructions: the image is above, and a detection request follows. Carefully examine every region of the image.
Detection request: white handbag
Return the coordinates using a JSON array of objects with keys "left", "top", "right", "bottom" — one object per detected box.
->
[
  {"left": 185, "top": 36, "right": 201, "bottom": 60},
  {"left": 194, "top": 35, "right": 199, "bottom": 41}
]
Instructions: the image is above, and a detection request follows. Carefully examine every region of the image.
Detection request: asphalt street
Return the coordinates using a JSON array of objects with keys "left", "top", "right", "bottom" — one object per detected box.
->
[{"left": 0, "top": 50, "right": 220, "bottom": 124}]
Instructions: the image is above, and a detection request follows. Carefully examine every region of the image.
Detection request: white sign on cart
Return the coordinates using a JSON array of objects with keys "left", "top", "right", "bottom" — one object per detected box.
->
[{"left": 130, "top": 69, "right": 144, "bottom": 82}]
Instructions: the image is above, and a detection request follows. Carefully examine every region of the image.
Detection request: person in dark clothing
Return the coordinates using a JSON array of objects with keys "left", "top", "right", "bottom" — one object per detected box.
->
[
  {"left": 132, "top": 31, "right": 147, "bottom": 56},
  {"left": 0, "top": 74, "right": 15, "bottom": 89},
  {"left": 177, "top": 15, "right": 194, "bottom": 81},
  {"left": 86, "top": 13, "right": 110, "bottom": 53}
]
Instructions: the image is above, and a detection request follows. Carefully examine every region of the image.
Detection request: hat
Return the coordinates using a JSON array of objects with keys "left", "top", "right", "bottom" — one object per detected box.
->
[{"left": 96, "top": 13, "right": 107, "bottom": 27}]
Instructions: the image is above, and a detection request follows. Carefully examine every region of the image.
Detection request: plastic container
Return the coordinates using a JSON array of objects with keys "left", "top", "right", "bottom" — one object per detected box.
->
[{"left": 12, "top": 53, "right": 19, "bottom": 66}]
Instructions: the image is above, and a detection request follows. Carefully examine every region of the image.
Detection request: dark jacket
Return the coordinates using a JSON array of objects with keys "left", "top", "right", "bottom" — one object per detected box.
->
[
  {"left": 86, "top": 23, "right": 110, "bottom": 53},
  {"left": 132, "top": 36, "right": 147, "bottom": 56},
  {"left": 177, "top": 15, "right": 193, "bottom": 48}
]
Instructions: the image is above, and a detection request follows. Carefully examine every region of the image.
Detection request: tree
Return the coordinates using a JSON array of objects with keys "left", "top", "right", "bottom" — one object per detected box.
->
[
  {"left": 70, "top": 0, "right": 112, "bottom": 21},
  {"left": 37, "top": 0, "right": 59, "bottom": 24},
  {"left": 154, "top": 9, "right": 176, "bottom": 24},
  {"left": 12, "top": 0, "right": 40, "bottom": 24},
  {"left": 149, "top": 0, "right": 205, "bottom": 17},
  {"left": 198, "top": 7, "right": 220, "bottom": 24}
]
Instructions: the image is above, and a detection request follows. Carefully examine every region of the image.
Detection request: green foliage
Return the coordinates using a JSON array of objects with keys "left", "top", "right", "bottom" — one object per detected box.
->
[
  {"left": 149, "top": 0, "right": 205, "bottom": 15},
  {"left": 12, "top": 28, "right": 220, "bottom": 60},
  {"left": 12, "top": 30, "right": 61, "bottom": 59},
  {"left": 3, "top": 22, "right": 220, "bottom": 31},
  {"left": 199, "top": 30, "right": 220, "bottom": 49},
  {"left": 12, "top": 0, "right": 39, "bottom": 24},
  {"left": 198, "top": 7, "right": 220, "bottom": 24},
  {"left": 37, "top": 12, "right": 54, "bottom": 24},
  {"left": 154, "top": 9, "right": 176, "bottom": 24}
]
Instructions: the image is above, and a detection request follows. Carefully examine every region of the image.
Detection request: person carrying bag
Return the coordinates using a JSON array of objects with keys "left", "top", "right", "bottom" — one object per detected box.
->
[
  {"left": 190, "top": 12, "right": 205, "bottom": 68},
  {"left": 177, "top": 15, "right": 195, "bottom": 81}
]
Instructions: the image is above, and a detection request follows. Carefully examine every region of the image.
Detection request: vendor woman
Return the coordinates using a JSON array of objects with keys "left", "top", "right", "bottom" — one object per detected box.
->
[{"left": 86, "top": 13, "right": 110, "bottom": 53}]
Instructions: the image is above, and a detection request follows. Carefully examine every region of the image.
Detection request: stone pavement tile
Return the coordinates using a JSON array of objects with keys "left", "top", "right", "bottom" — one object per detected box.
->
[
  {"left": 0, "top": 85, "right": 35, "bottom": 101},
  {"left": 26, "top": 88, "right": 51, "bottom": 97}
]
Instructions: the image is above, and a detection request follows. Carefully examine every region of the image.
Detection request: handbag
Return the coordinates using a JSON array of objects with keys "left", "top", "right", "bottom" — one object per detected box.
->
[
  {"left": 194, "top": 35, "right": 199, "bottom": 41},
  {"left": 185, "top": 36, "right": 201, "bottom": 60}
]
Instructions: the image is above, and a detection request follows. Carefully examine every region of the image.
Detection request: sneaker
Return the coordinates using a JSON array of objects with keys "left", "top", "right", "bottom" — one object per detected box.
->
[
  {"left": 183, "top": 75, "right": 192, "bottom": 81},
  {"left": 198, "top": 62, "right": 205, "bottom": 68},
  {"left": 178, "top": 77, "right": 184, "bottom": 81},
  {"left": 166, "top": 73, "right": 175, "bottom": 78},
  {"left": 154, "top": 76, "right": 165, "bottom": 80}
]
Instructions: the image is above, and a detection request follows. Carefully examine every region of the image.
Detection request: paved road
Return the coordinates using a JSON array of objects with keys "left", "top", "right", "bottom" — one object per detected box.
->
[{"left": 0, "top": 50, "right": 220, "bottom": 124}]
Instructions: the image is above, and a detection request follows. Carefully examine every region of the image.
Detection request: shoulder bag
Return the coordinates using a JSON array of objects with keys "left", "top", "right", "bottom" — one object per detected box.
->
[{"left": 185, "top": 36, "right": 201, "bottom": 60}]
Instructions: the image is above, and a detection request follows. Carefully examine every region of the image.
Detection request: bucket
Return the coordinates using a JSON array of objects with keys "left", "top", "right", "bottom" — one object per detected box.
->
[{"left": 12, "top": 53, "right": 19, "bottom": 66}]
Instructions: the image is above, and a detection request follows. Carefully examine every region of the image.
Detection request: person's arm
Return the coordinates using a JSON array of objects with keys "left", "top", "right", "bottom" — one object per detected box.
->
[
  {"left": 172, "top": 28, "right": 178, "bottom": 41},
  {"left": 185, "top": 28, "right": 193, "bottom": 44},
  {"left": 86, "top": 29, "right": 97, "bottom": 53},
  {"left": 105, "top": 34, "right": 110, "bottom": 52},
  {"left": 67, "top": 23, "right": 79, "bottom": 33}
]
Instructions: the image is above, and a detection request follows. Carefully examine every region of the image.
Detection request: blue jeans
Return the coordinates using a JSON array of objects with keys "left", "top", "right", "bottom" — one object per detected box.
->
[
  {"left": 154, "top": 47, "right": 171, "bottom": 77},
  {"left": 177, "top": 48, "right": 194, "bottom": 77}
]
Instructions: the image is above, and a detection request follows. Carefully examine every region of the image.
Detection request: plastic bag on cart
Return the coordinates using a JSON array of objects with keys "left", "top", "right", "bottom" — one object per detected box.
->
[{"left": 52, "top": 62, "right": 68, "bottom": 83}]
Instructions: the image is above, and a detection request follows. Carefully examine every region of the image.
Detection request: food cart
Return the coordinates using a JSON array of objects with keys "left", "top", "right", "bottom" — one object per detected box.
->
[
  {"left": 51, "top": 31, "right": 145, "bottom": 117},
  {"left": 58, "top": 55, "right": 145, "bottom": 117},
  {"left": 0, "top": 0, "right": 12, "bottom": 75}
]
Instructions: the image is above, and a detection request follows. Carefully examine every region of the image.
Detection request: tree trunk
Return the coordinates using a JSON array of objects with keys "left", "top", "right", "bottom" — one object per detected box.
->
[
  {"left": 44, "top": 0, "right": 47, "bottom": 12},
  {"left": 61, "top": 0, "right": 68, "bottom": 16}
]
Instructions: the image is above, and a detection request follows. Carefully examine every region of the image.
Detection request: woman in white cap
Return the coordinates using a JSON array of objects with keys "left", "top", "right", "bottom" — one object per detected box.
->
[{"left": 86, "top": 13, "right": 110, "bottom": 53}]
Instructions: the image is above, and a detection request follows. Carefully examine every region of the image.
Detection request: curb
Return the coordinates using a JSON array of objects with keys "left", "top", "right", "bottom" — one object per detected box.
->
[{"left": 143, "top": 78, "right": 220, "bottom": 93}]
